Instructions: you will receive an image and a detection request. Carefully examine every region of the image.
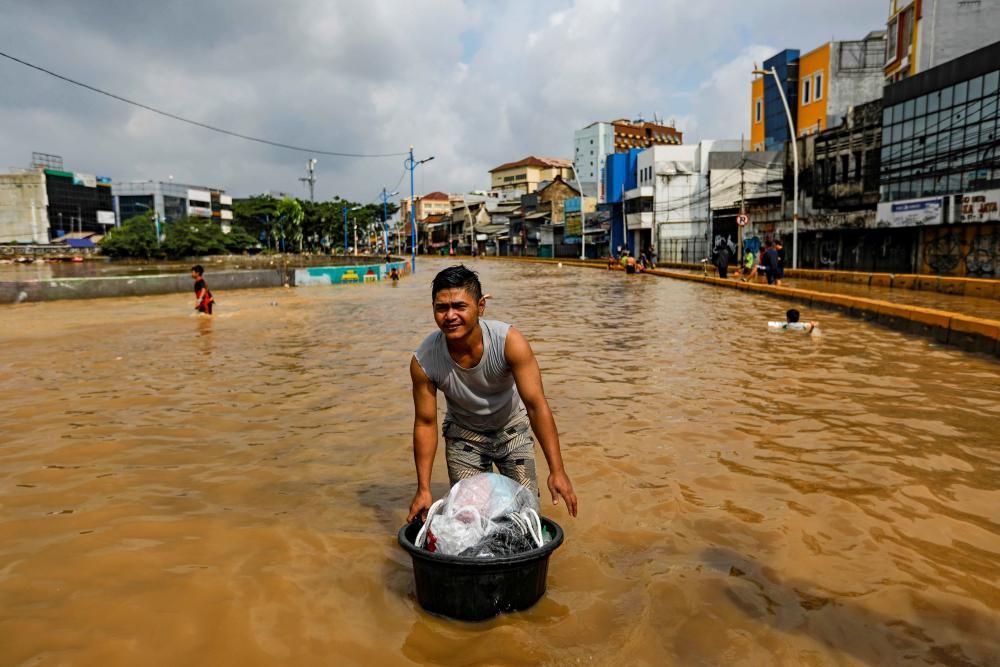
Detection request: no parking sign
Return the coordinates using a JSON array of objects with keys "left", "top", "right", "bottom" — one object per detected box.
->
[{"left": 736, "top": 213, "right": 750, "bottom": 227}]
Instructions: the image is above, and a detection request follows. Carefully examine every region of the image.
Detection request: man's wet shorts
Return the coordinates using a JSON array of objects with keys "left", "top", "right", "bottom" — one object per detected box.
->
[{"left": 443, "top": 414, "right": 538, "bottom": 493}]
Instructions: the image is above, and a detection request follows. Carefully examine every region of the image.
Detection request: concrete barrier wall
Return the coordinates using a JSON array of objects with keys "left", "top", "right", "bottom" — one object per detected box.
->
[
  {"left": 0, "top": 268, "right": 290, "bottom": 304},
  {"left": 479, "top": 256, "right": 1000, "bottom": 358},
  {"left": 1, "top": 259, "right": 412, "bottom": 304},
  {"left": 293, "top": 261, "right": 408, "bottom": 286},
  {"left": 652, "top": 261, "right": 1000, "bottom": 300}
]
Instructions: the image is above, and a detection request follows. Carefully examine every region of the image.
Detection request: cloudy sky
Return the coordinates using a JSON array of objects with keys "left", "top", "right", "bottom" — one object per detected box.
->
[{"left": 0, "top": 0, "right": 887, "bottom": 203}]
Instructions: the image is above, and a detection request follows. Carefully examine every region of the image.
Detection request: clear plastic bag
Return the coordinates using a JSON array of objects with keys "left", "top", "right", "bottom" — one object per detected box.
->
[{"left": 415, "top": 473, "right": 543, "bottom": 558}]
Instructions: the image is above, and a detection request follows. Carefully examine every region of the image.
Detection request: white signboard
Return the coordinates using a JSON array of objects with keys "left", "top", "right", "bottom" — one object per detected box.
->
[
  {"left": 959, "top": 189, "right": 1000, "bottom": 224},
  {"left": 96, "top": 210, "right": 115, "bottom": 225},
  {"left": 876, "top": 197, "right": 943, "bottom": 228}
]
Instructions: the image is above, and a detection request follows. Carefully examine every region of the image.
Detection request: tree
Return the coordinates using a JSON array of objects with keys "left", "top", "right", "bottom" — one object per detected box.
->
[
  {"left": 275, "top": 197, "right": 304, "bottom": 252},
  {"left": 99, "top": 213, "right": 160, "bottom": 258},
  {"left": 162, "top": 217, "right": 227, "bottom": 257},
  {"left": 232, "top": 195, "right": 278, "bottom": 250}
]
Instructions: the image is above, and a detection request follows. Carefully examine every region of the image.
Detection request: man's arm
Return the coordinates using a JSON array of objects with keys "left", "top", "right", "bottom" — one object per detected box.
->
[
  {"left": 506, "top": 327, "right": 578, "bottom": 517},
  {"left": 407, "top": 356, "right": 439, "bottom": 522}
]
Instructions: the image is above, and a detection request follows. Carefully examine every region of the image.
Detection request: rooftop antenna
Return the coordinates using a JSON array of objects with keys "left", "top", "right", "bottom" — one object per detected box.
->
[{"left": 299, "top": 158, "right": 317, "bottom": 201}]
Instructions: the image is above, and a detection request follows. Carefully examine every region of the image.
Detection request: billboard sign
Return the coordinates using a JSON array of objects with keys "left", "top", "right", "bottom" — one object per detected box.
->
[
  {"left": 876, "top": 197, "right": 943, "bottom": 228},
  {"left": 959, "top": 189, "right": 1000, "bottom": 224},
  {"left": 72, "top": 173, "right": 97, "bottom": 188}
]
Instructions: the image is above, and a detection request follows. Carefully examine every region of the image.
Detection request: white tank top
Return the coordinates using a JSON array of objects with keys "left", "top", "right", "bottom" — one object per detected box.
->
[{"left": 414, "top": 319, "right": 526, "bottom": 432}]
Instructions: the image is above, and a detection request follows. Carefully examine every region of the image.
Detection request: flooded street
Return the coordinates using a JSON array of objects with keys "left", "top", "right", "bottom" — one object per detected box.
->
[{"left": 1, "top": 258, "right": 998, "bottom": 666}]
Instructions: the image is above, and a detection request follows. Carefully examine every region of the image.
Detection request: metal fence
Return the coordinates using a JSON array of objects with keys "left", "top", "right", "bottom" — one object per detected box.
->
[{"left": 657, "top": 236, "right": 709, "bottom": 264}]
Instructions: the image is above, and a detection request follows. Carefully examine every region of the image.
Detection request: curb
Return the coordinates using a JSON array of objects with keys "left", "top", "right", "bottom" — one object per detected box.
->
[{"left": 477, "top": 255, "right": 1000, "bottom": 358}]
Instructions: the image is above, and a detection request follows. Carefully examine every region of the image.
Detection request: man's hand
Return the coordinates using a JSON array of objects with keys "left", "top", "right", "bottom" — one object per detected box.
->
[
  {"left": 407, "top": 488, "right": 434, "bottom": 523},
  {"left": 547, "top": 470, "right": 578, "bottom": 517}
]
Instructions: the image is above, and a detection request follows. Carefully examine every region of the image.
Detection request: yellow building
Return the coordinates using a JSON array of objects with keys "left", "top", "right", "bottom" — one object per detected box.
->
[
  {"left": 751, "top": 32, "right": 884, "bottom": 147},
  {"left": 400, "top": 191, "right": 451, "bottom": 226},
  {"left": 489, "top": 156, "right": 574, "bottom": 195},
  {"left": 885, "top": 0, "right": 920, "bottom": 82},
  {"left": 797, "top": 42, "right": 832, "bottom": 136}
]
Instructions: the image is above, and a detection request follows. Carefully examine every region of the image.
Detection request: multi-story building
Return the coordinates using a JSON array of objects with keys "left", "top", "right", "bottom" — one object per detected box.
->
[
  {"left": 708, "top": 150, "right": 784, "bottom": 256},
  {"left": 573, "top": 123, "right": 616, "bottom": 202},
  {"left": 488, "top": 156, "right": 574, "bottom": 196},
  {"left": 400, "top": 191, "right": 451, "bottom": 228},
  {"left": 0, "top": 165, "right": 115, "bottom": 244},
  {"left": 877, "top": 38, "right": 1000, "bottom": 276},
  {"left": 753, "top": 50, "right": 800, "bottom": 152},
  {"left": 113, "top": 180, "right": 232, "bottom": 227},
  {"left": 795, "top": 99, "right": 904, "bottom": 271},
  {"left": 573, "top": 119, "right": 683, "bottom": 203},
  {"left": 626, "top": 141, "right": 747, "bottom": 263},
  {"left": 885, "top": 0, "right": 1000, "bottom": 83},
  {"left": 752, "top": 33, "right": 884, "bottom": 149}
]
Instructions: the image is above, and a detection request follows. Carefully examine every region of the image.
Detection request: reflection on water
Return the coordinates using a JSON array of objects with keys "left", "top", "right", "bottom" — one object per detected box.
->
[{"left": 1, "top": 259, "right": 998, "bottom": 666}]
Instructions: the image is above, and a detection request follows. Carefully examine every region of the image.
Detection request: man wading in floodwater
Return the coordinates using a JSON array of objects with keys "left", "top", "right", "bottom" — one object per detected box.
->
[{"left": 406, "top": 265, "right": 578, "bottom": 522}]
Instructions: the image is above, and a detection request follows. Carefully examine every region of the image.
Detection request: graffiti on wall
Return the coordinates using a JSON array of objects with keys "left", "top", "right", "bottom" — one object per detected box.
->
[{"left": 922, "top": 224, "right": 999, "bottom": 277}]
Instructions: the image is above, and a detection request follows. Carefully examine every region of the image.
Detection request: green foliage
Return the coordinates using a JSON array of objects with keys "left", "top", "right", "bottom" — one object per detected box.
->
[
  {"left": 224, "top": 193, "right": 402, "bottom": 254},
  {"left": 161, "top": 217, "right": 228, "bottom": 257},
  {"left": 275, "top": 197, "right": 305, "bottom": 252},
  {"left": 99, "top": 213, "right": 160, "bottom": 258}
]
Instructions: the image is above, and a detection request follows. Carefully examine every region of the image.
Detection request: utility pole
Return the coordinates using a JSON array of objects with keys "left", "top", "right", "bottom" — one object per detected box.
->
[
  {"left": 739, "top": 137, "right": 746, "bottom": 264},
  {"left": 405, "top": 146, "right": 435, "bottom": 273},
  {"left": 380, "top": 188, "right": 398, "bottom": 255},
  {"left": 300, "top": 158, "right": 317, "bottom": 201}
]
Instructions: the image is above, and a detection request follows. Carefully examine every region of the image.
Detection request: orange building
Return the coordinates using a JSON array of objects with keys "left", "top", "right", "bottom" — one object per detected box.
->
[
  {"left": 751, "top": 32, "right": 884, "bottom": 147},
  {"left": 750, "top": 77, "right": 765, "bottom": 151}
]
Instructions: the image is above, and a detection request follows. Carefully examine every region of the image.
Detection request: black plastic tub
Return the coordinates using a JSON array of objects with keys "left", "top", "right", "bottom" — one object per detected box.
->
[{"left": 398, "top": 517, "right": 564, "bottom": 621}]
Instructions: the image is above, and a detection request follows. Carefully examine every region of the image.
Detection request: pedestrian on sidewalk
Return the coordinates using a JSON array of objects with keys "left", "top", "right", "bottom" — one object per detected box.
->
[
  {"left": 762, "top": 241, "right": 782, "bottom": 286},
  {"left": 713, "top": 242, "right": 730, "bottom": 279}
]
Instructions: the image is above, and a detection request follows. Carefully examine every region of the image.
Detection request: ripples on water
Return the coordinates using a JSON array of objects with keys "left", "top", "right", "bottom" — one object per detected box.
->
[{"left": 1, "top": 259, "right": 998, "bottom": 666}]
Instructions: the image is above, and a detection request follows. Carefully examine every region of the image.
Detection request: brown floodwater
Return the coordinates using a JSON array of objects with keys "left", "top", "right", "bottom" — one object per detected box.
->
[{"left": 1, "top": 258, "right": 998, "bottom": 666}]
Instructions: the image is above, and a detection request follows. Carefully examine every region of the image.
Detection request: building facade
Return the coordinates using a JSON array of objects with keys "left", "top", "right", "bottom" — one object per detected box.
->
[
  {"left": 885, "top": 0, "right": 1000, "bottom": 83},
  {"left": 574, "top": 120, "right": 684, "bottom": 203},
  {"left": 878, "top": 39, "right": 1000, "bottom": 276},
  {"left": 400, "top": 191, "right": 451, "bottom": 228},
  {"left": 488, "top": 156, "right": 574, "bottom": 196},
  {"left": 113, "top": 180, "right": 231, "bottom": 226},
  {"left": 709, "top": 151, "right": 784, "bottom": 257},
  {"left": 1, "top": 167, "right": 115, "bottom": 244},
  {"left": 754, "top": 33, "right": 884, "bottom": 147},
  {"left": 573, "top": 122, "right": 615, "bottom": 202}
]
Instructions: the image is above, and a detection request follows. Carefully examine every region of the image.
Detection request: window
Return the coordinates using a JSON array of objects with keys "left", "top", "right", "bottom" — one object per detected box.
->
[
  {"left": 755, "top": 98, "right": 763, "bottom": 123},
  {"left": 814, "top": 73, "right": 823, "bottom": 101},
  {"left": 802, "top": 78, "right": 811, "bottom": 105},
  {"left": 886, "top": 16, "right": 898, "bottom": 64}
]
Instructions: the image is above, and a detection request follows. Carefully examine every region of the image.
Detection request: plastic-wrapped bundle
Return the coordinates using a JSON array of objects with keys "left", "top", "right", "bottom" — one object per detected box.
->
[{"left": 415, "top": 473, "right": 544, "bottom": 558}]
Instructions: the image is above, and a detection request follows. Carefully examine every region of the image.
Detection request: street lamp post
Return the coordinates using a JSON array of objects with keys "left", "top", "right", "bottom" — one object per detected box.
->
[
  {"left": 135, "top": 202, "right": 160, "bottom": 245},
  {"left": 405, "top": 146, "right": 435, "bottom": 273},
  {"left": 381, "top": 188, "right": 399, "bottom": 257},
  {"left": 754, "top": 66, "right": 799, "bottom": 268},
  {"left": 568, "top": 164, "right": 587, "bottom": 260},
  {"left": 343, "top": 205, "right": 362, "bottom": 255}
]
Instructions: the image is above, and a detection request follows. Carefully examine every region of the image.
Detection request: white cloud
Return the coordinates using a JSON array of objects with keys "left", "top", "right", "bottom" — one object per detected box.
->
[{"left": 0, "top": 0, "right": 887, "bottom": 200}]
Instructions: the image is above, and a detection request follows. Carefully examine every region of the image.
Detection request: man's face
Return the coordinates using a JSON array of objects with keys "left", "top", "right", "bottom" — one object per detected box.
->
[
  {"left": 190, "top": 271, "right": 199, "bottom": 280},
  {"left": 433, "top": 288, "right": 484, "bottom": 340}
]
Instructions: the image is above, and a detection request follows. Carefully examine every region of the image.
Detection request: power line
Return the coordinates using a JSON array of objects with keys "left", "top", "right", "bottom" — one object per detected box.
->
[{"left": 0, "top": 49, "right": 409, "bottom": 159}]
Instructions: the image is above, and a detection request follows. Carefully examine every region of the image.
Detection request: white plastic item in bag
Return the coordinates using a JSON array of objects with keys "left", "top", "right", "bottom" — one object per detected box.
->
[{"left": 421, "top": 473, "right": 539, "bottom": 557}]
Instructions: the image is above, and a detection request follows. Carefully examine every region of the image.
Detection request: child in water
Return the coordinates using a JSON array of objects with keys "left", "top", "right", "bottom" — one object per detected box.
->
[
  {"left": 768, "top": 308, "right": 818, "bottom": 333},
  {"left": 191, "top": 264, "right": 214, "bottom": 315}
]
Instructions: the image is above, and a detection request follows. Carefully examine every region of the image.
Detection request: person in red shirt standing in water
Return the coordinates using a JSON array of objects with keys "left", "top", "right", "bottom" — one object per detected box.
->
[
  {"left": 191, "top": 264, "right": 214, "bottom": 315},
  {"left": 406, "top": 265, "right": 578, "bottom": 522}
]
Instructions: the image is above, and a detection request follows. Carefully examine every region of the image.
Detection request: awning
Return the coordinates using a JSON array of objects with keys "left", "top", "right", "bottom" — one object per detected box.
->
[
  {"left": 525, "top": 212, "right": 549, "bottom": 220},
  {"left": 65, "top": 238, "right": 96, "bottom": 248}
]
